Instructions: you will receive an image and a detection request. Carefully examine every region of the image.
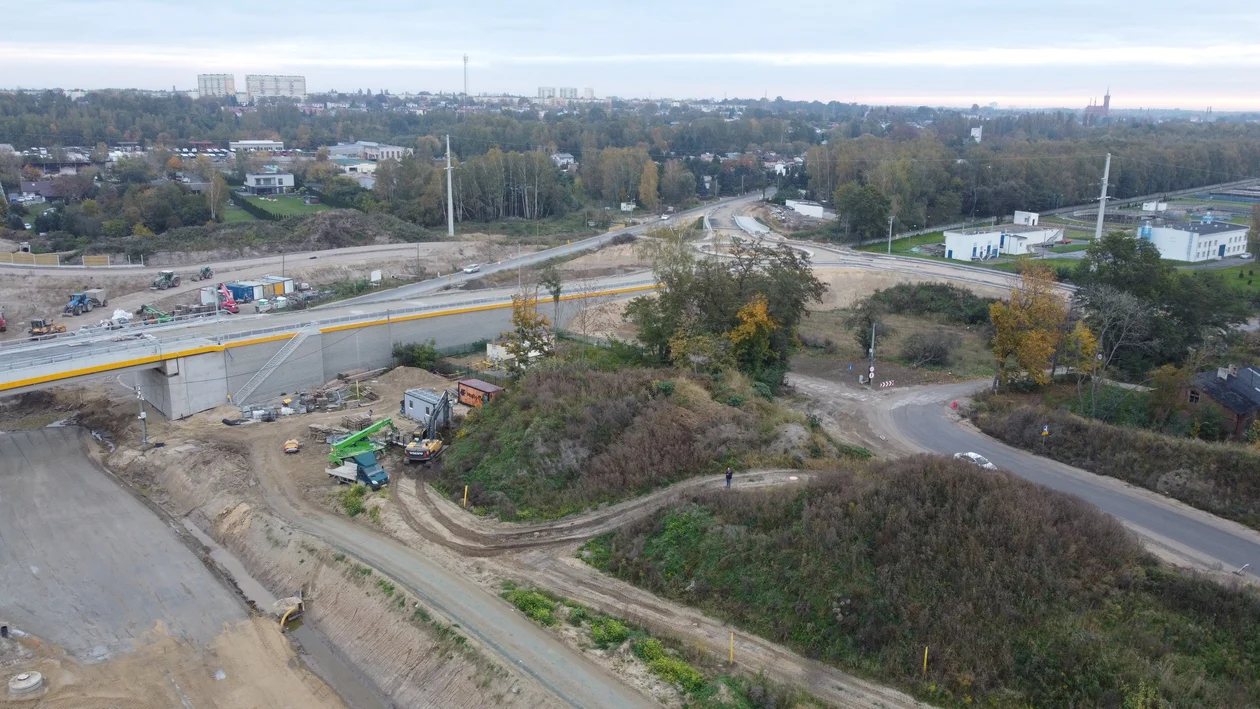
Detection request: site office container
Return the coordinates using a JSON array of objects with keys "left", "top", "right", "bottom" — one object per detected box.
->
[
  {"left": 456, "top": 379, "right": 504, "bottom": 408},
  {"left": 226, "top": 281, "right": 265, "bottom": 302},
  {"left": 260, "top": 275, "right": 295, "bottom": 295}
]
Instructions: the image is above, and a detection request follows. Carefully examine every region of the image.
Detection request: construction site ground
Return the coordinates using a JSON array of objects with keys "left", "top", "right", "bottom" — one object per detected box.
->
[
  {"left": 115, "top": 361, "right": 924, "bottom": 709},
  {"left": 0, "top": 427, "right": 346, "bottom": 709},
  {"left": 0, "top": 238, "right": 535, "bottom": 344}
]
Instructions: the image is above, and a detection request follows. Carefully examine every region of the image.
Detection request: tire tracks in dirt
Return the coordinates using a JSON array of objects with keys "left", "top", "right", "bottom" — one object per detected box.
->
[{"left": 389, "top": 468, "right": 928, "bottom": 709}]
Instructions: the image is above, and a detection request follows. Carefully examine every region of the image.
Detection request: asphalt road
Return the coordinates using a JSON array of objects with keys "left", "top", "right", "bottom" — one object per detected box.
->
[
  {"left": 332, "top": 193, "right": 763, "bottom": 306},
  {"left": 0, "top": 427, "right": 244, "bottom": 659},
  {"left": 881, "top": 381, "right": 1260, "bottom": 581}
]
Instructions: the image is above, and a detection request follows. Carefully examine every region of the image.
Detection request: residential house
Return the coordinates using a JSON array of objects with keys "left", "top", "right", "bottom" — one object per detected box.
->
[
  {"left": 1187, "top": 365, "right": 1260, "bottom": 439},
  {"left": 550, "top": 152, "right": 575, "bottom": 168},
  {"left": 243, "top": 172, "right": 295, "bottom": 195}
]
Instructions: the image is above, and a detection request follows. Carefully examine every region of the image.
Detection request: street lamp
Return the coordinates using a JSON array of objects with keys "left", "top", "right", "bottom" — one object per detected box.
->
[{"left": 886, "top": 214, "right": 896, "bottom": 255}]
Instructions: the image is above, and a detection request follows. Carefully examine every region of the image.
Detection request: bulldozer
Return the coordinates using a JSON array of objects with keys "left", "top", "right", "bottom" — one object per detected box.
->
[
  {"left": 150, "top": 270, "right": 181, "bottom": 290},
  {"left": 28, "top": 317, "right": 67, "bottom": 340},
  {"left": 189, "top": 266, "right": 215, "bottom": 282}
]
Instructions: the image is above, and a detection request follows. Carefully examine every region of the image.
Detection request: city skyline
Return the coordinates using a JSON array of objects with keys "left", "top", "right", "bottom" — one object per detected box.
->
[{"left": 2, "top": 0, "right": 1259, "bottom": 110}]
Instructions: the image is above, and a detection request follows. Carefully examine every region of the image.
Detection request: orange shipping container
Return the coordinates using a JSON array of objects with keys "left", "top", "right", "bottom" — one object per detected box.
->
[{"left": 457, "top": 379, "right": 504, "bottom": 408}]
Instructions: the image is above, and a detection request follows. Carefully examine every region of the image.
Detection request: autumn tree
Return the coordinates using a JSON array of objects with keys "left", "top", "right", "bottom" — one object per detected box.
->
[
  {"left": 501, "top": 292, "right": 554, "bottom": 377},
  {"left": 726, "top": 295, "right": 777, "bottom": 375},
  {"left": 989, "top": 263, "right": 1068, "bottom": 391},
  {"left": 165, "top": 155, "right": 183, "bottom": 177},
  {"left": 638, "top": 159, "right": 659, "bottom": 212},
  {"left": 206, "top": 174, "right": 229, "bottom": 222}
]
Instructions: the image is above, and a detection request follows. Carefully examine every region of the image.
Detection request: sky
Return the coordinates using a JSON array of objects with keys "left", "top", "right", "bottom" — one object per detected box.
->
[{"left": 4, "top": 0, "right": 1260, "bottom": 110}]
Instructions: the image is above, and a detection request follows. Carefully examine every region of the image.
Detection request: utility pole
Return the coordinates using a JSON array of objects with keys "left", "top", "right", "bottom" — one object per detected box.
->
[
  {"left": 445, "top": 135, "right": 455, "bottom": 237},
  {"left": 135, "top": 382, "right": 148, "bottom": 449},
  {"left": 463, "top": 54, "right": 469, "bottom": 99},
  {"left": 886, "top": 214, "right": 895, "bottom": 255},
  {"left": 1094, "top": 152, "right": 1111, "bottom": 240},
  {"left": 867, "top": 322, "right": 876, "bottom": 386}
]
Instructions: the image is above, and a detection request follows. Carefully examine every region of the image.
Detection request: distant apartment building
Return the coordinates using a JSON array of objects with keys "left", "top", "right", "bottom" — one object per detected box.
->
[
  {"left": 1139, "top": 220, "right": 1249, "bottom": 262},
  {"left": 197, "top": 74, "right": 236, "bottom": 98},
  {"left": 583, "top": 87, "right": 595, "bottom": 99},
  {"left": 538, "top": 87, "right": 556, "bottom": 99},
  {"left": 326, "top": 141, "right": 411, "bottom": 161},
  {"left": 245, "top": 74, "right": 307, "bottom": 101},
  {"left": 559, "top": 87, "right": 578, "bottom": 100}
]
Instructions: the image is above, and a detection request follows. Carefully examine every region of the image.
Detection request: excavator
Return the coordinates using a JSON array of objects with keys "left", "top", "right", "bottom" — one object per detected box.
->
[{"left": 400, "top": 392, "right": 451, "bottom": 464}]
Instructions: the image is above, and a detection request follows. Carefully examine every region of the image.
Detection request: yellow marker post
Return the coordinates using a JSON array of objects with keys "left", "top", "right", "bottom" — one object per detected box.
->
[
  {"left": 729, "top": 632, "right": 734, "bottom": 664},
  {"left": 923, "top": 646, "right": 929, "bottom": 676},
  {"left": 463, "top": 485, "right": 469, "bottom": 508}
]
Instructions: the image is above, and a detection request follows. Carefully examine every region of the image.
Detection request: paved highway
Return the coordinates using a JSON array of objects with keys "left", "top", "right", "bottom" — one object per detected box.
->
[{"left": 876, "top": 381, "right": 1260, "bottom": 583}]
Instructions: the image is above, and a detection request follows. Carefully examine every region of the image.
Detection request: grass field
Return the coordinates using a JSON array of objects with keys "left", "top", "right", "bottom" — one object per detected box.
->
[
  {"left": 855, "top": 230, "right": 945, "bottom": 255},
  {"left": 221, "top": 205, "right": 258, "bottom": 223},
  {"left": 988, "top": 257, "right": 1081, "bottom": 273},
  {"left": 1216, "top": 263, "right": 1260, "bottom": 295},
  {"left": 1048, "top": 242, "right": 1091, "bottom": 253},
  {"left": 245, "top": 195, "right": 330, "bottom": 217}
]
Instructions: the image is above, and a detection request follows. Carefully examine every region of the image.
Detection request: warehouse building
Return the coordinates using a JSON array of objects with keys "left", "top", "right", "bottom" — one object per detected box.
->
[
  {"left": 1139, "top": 220, "right": 1249, "bottom": 262},
  {"left": 942, "top": 224, "right": 1063, "bottom": 261}
]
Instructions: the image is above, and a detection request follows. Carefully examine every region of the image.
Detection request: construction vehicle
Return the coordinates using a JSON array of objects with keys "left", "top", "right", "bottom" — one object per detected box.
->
[
  {"left": 150, "top": 270, "right": 181, "bottom": 290},
  {"left": 399, "top": 392, "right": 451, "bottom": 464},
  {"left": 63, "top": 289, "right": 107, "bottom": 316},
  {"left": 28, "top": 317, "right": 67, "bottom": 339},
  {"left": 283, "top": 439, "right": 301, "bottom": 454},
  {"left": 329, "top": 418, "right": 393, "bottom": 464},
  {"left": 189, "top": 266, "right": 215, "bottom": 282},
  {"left": 135, "top": 304, "right": 173, "bottom": 325}
]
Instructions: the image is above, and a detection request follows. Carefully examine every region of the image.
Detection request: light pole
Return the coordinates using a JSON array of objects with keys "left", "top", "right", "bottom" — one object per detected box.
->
[
  {"left": 135, "top": 382, "right": 148, "bottom": 449},
  {"left": 886, "top": 214, "right": 896, "bottom": 255}
]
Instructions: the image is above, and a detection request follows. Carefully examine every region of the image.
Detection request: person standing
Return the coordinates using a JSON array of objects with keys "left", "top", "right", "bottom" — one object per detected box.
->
[{"left": 725, "top": 467, "right": 733, "bottom": 489}]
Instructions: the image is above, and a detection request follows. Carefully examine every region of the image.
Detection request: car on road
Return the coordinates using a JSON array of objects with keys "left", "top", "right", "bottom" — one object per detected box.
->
[
  {"left": 1241, "top": 253, "right": 1253, "bottom": 260},
  {"left": 462, "top": 264, "right": 481, "bottom": 273},
  {"left": 953, "top": 452, "right": 997, "bottom": 470}
]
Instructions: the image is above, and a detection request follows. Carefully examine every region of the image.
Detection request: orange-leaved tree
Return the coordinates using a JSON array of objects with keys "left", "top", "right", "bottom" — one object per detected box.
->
[
  {"left": 989, "top": 263, "right": 1067, "bottom": 391},
  {"left": 726, "top": 294, "right": 777, "bottom": 375}
]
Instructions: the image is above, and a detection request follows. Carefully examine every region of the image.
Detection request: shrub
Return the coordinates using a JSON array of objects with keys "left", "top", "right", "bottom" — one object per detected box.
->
[
  {"left": 393, "top": 340, "right": 441, "bottom": 369},
  {"left": 898, "top": 330, "right": 960, "bottom": 367},
  {"left": 632, "top": 639, "right": 705, "bottom": 693},
  {"left": 589, "top": 616, "right": 630, "bottom": 648},
  {"left": 588, "top": 456, "right": 1260, "bottom": 707},
  {"left": 502, "top": 587, "right": 558, "bottom": 626},
  {"left": 610, "top": 231, "right": 637, "bottom": 246},
  {"left": 971, "top": 396, "right": 1260, "bottom": 530},
  {"left": 654, "top": 380, "right": 675, "bottom": 396},
  {"left": 339, "top": 484, "right": 367, "bottom": 517},
  {"left": 869, "top": 282, "right": 997, "bottom": 325}
]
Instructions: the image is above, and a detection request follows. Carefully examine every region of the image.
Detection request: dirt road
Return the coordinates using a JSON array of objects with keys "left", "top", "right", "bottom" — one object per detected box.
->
[{"left": 190, "top": 414, "right": 657, "bottom": 709}]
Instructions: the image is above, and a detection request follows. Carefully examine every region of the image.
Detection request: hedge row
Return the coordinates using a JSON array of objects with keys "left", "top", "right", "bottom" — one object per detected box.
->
[
  {"left": 227, "top": 191, "right": 280, "bottom": 221},
  {"left": 970, "top": 398, "right": 1260, "bottom": 530}
]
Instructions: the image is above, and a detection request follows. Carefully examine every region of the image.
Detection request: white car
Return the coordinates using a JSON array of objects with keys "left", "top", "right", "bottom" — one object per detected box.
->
[
  {"left": 462, "top": 264, "right": 481, "bottom": 273},
  {"left": 953, "top": 452, "right": 997, "bottom": 470},
  {"left": 1240, "top": 253, "right": 1253, "bottom": 260}
]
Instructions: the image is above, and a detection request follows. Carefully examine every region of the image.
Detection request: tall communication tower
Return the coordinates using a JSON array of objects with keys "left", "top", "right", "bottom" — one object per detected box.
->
[{"left": 463, "top": 54, "right": 468, "bottom": 97}]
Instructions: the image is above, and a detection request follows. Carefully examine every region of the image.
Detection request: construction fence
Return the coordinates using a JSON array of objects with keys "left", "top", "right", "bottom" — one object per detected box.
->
[{"left": 0, "top": 251, "right": 60, "bottom": 266}]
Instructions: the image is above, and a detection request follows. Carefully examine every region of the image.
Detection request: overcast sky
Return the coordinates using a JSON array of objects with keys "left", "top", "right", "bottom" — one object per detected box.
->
[{"left": 4, "top": 0, "right": 1259, "bottom": 110}]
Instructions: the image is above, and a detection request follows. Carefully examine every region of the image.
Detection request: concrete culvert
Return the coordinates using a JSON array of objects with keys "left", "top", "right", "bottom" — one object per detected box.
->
[{"left": 8, "top": 671, "right": 44, "bottom": 695}]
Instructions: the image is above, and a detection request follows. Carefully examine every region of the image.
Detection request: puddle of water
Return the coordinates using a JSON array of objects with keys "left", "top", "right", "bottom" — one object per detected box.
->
[{"left": 181, "top": 519, "right": 389, "bottom": 709}]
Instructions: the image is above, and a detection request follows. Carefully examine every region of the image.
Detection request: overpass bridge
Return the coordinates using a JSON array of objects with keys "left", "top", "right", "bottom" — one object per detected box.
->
[{"left": 0, "top": 274, "right": 656, "bottom": 418}]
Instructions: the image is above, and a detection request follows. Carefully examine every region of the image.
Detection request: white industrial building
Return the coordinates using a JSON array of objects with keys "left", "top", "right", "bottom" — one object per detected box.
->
[
  {"left": 197, "top": 73, "right": 236, "bottom": 98},
  {"left": 245, "top": 74, "right": 307, "bottom": 101},
  {"left": 1013, "top": 210, "right": 1039, "bottom": 226},
  {"left": 785, "top": 199, "right": 825, "bottom": 218},
  {"left": 243, "top": 172, "right": 295, "bottom": 195},
  {"left": 326, "top": 141, "right": 410, "bottom": 161},
  {"left": 229, "top": 140, "right": 284, "bottom": 152},
  {"left": 943, "top": 224, "right": 1064, "bottom": 261},
  {"left": 1140, "top": 220, "right": 1250, "bottom": 262}
]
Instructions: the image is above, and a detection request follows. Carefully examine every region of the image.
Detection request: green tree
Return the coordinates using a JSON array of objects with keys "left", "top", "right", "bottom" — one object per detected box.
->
[
  {"left": 501, "top": 293, "right": 554, "bottom": 377},
  {"left": 832, "top": 181, "right": 891, "bottom": 243},
  {"left": 990, "top": 263, "right": 1068, "bottom": 390},
  {"left": 638, "top": 159, "right": 659, "bottom": 212},
  {"left": 538, "top": 264, "right": 563, "bottom": 327}
]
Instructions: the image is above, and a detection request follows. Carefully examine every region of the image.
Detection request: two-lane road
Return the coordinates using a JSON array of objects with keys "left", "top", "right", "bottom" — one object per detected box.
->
[{"left": 879, "top": 381, "right": 1260, "bottom": 581}]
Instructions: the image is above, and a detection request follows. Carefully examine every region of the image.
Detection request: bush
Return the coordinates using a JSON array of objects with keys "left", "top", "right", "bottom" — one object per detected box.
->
[
  {"left": 393, "top": 340, "right": 441, "bottom": 369},
  {"left": 899, "top": 330, "right": 960, "bottom": 367},
  {"left": 971, "top": 396, "right": 1260, "bottom": 530},
  {"left": 610, "top": 231, "right": 637, "bottom": 246},
  {"left": 632, "top": 639, "right": 705, "bottom": 693},
  {"left": 339, "top": 484, "right": 367, "bottom": 517},
  {"left": 868, "top": 282, "right": 997, "bottom": 325},
  {"left": 588, "top": 616, "right": 630, "bottom": 648},
  {"left": 588, "top": 456, "right": 1260, "bottom": 707},
  {"left": 502, "top": 587, "right": 559, "bottom": 626}
]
